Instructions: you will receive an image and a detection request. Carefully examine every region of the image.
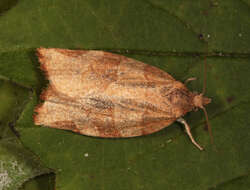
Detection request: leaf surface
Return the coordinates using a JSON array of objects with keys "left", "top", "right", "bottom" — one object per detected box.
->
[{"left": 0, "top": 81, "right": 50, "bottom": 190}]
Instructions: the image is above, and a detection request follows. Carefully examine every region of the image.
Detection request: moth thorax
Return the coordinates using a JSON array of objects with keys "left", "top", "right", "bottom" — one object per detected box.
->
[{"left": 193, "top": 94, "right": 211, "bottom": 108}]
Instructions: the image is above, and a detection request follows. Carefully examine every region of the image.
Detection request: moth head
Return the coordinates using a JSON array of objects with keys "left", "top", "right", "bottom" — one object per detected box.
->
[
  {"left": 191, "top": 55, "right": 214, "bottom": 144},
  {"left": 193, "top": 93, "right": 211, "bottom": 109},
  {"left": 192, "top": 92, "right": 213, "bottom": 144}
]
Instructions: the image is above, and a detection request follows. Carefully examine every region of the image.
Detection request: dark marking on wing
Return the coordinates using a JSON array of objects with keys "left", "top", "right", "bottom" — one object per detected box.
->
[
  {"left": 88, "top": 97, "right": 114, "bottom": 110},
  {"left": 119, "top": 98, "right": 170, "bottom": 114},
  {"left": 52, "top": 121, "right": 80, "bottom": 133},
  {"left": 160, "top": 85, "right": 173, "bottom": 96},
  {"left": 57, "top": 49, "right": 87, "bottom": 58},
  {"left": 116, "top": 81, "right": 156, "bottom": 88},
  {"left": 120, "top": 99, "right": 158, "bottom": 112}
]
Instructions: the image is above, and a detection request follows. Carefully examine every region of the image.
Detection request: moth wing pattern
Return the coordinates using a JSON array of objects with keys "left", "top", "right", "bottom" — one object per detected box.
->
[{"left": 34, "top": 48, "right": 194, "bottom": 138}]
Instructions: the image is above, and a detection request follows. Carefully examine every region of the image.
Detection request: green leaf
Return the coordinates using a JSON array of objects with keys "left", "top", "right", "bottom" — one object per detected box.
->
[
  {"left": 211, "top": 174, "right": 250, "bottom": 190},
  {"left": 0, "top": 80, "right": 50, "bottom": 190},
  {"left": 20, "top": 173, "right": 55, "bottom": 190},
  {"left": 0, "top": 0, "right": 249, "bottom": 189}
]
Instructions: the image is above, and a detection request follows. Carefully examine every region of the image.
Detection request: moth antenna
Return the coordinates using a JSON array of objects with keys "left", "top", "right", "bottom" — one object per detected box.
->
[
  {"left": 202, "top": 55, "right": 207, "bottom": 95},
  {"left": 201, "top": 106, "right": 213, "bottom": 144},
  {"left": 201, "top": 48, "right": 213, "bottom": 144}
]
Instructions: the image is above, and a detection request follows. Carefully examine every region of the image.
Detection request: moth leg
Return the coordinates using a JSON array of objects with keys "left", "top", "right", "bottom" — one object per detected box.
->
[
  {"left": 177, "top": 118, "right": 204, "bottom": 151},
  {"left": 185, "top": 77, "right": 196, "bottom": 85}
]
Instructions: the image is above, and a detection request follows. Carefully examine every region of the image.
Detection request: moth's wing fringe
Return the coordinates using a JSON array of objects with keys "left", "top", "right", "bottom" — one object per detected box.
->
[
  {"left": 36, "top": 47, "right": 50, "bottom": 79},
  {"left": 34, "top": 47, "right": 50, "bottom": 125}
]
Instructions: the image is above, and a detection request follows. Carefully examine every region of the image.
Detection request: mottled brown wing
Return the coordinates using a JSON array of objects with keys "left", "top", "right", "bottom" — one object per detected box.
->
[{"left": 34, "top": 48, "right": 190, "bottom": 137}]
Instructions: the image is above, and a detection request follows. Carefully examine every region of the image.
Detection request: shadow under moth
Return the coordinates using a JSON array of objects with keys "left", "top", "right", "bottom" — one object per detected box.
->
[{"left": 34, "top": 48, "right": 212, "bottom": 150}]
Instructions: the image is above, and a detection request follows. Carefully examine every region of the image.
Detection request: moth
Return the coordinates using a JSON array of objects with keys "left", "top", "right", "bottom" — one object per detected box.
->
[{"left": 34, "top": 48, "right": 211, "bottom": 150}]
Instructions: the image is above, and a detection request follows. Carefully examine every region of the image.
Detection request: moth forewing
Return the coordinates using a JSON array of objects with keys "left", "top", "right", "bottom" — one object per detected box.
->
[{"left": 34, "top": 48, "right": 211, "bottom": 150}]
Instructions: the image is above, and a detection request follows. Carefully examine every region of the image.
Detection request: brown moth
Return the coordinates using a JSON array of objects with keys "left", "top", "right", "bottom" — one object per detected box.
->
[{"left": 34, "top": 48, "right": 211, "bottom": 150}]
